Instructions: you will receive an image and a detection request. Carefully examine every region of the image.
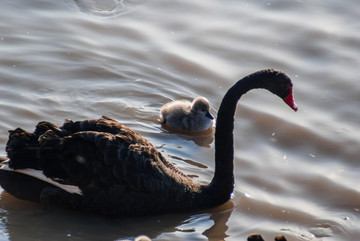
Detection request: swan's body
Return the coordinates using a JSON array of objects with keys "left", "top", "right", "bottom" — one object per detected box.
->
[
  {"left": 160, "top": 97, "right": 214, "bottom": 132},
  {"left": 0, "top": 69, "right": 297, "bottom": 216}
]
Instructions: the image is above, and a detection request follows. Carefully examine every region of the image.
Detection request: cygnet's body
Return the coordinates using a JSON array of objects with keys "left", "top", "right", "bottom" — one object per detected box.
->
[{"left": 160, "top": 97, "right": 214, "bottom": 132}]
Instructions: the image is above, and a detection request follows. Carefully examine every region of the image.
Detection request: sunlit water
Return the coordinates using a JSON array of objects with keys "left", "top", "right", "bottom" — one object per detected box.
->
[{"left": 1, "top": 0, "right": 360, "bottom": 240}]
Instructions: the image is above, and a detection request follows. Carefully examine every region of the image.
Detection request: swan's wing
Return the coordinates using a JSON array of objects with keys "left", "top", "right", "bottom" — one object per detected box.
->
[
  {"left": 42, "top": 130, "right": 182, "bottom": 194},
  {"left": 3, "top": 117, "right": 196, "bottom": 216},
  {"left": 5, "top": 117, "right": 189, "bottom": 196}
]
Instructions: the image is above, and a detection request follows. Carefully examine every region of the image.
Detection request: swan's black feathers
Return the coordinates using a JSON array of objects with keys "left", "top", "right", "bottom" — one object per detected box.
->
[
  {"left": 5, "top": 116, "right": 195, "bottom": 215},
  {"left": 6, "top": 128, "right": 39, "bottom": 170}
]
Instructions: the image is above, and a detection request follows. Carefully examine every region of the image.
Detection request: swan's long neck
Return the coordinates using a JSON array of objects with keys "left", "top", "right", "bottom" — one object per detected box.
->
[
  {"left": 200, "top": 69, "right": 296, "bottom": 207},
  {"left": 206, "top": 74, "right": 264, "bottom": 204}
]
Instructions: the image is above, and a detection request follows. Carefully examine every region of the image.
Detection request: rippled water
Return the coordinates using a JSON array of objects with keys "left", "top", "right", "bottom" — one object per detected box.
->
[{"left": 1, "top": 0, "right": 360, "bottom": 240}]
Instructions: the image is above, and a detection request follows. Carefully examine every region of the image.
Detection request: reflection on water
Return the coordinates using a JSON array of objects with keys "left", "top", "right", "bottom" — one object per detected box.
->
[
  {"left": 1, "top": 0, "right": 360, "bottom": 240},
  {"left": 74, "top": 0, "right": 148, "bottom": 16},
  {"left": 202, "top": 204, "right": 234, "bottom": 240},
  {"left": 0, "top": 191, "right": 237, "bottom": 241},
  {"left": 160, "top": 124, "right": 214, "bottom": 147}
]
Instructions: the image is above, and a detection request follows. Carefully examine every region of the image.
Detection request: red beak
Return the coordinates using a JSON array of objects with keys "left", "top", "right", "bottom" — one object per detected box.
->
[{"left": 284, "top": 85, "right": 298, "bottom": 112}]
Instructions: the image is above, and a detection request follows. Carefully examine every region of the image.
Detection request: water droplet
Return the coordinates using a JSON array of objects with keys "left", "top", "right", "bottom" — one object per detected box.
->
[{"left": 244, "top": 192, "right": 251, "bottom": 198}]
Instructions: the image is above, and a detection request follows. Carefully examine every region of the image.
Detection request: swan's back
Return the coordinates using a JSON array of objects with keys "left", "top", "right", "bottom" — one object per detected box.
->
[{"left": 5, "top": 116, "right": 199, "bottom": 216}]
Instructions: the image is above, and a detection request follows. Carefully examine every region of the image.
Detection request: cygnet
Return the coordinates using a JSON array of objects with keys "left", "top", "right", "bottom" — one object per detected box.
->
[{"left": 160, "top": 96, "right": 214, "bottom": 132}]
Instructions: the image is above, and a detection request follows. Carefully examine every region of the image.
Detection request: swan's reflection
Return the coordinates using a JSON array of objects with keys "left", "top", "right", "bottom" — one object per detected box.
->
[
  {"left": 202, "top": 200, "right": 234, "bottom": 240},
  {"left": 160, "top": 125, "right": 214, "bottom": 147},
  {"left": 0, "top": 190, "right": 235, "bottom": 241}
]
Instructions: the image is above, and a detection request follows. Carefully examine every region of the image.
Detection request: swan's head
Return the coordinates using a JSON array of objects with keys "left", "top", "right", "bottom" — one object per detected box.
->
[
  {"left": 261, "top": 69, "right": 298, "bottom": 112},
  {"left": 191, "top": 97, "right": 214, "bottom": 119}
]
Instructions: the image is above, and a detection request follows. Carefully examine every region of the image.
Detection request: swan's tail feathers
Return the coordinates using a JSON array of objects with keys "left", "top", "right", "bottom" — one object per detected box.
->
[
  {"left": 5, "top": 126, "right": 69, "bottom": 180},
  {"left": 6, "top": 128, "right": 42, "bottom": 170},
  {"left": 2, "top": 125, "right": 84, "bottom": 200}
]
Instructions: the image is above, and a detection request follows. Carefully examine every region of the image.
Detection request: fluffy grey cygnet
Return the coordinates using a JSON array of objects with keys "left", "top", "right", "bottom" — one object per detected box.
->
[{"left": 160, "top": 97, "right": 214, "bottom": 132}]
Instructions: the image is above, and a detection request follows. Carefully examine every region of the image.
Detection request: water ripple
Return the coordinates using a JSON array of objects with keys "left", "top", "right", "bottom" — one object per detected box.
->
[{"left": 74, "top": 0, "right": 148, "bottom": 16}]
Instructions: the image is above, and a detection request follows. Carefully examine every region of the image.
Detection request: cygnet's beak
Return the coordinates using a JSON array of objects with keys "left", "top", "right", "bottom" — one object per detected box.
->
[{"left": 206, "top": 111, "right": 214, "bottom": 120}]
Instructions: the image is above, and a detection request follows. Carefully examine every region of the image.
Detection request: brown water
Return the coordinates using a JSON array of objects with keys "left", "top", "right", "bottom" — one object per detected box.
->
[{"left": 1, "top": 0, "right": 360, "bottom": 240}]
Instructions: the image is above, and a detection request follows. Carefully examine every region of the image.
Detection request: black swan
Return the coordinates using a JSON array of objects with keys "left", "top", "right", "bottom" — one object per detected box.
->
[
  {"left": 0, "top": 69, "right": 297, "bottom": 216},
  {"left": 160, "top": 96, "right": 214, "bottom": 132}
]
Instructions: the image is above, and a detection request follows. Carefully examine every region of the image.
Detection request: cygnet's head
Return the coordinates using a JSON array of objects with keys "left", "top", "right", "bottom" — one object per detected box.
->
[{"left": 191, "top": 97, "right": 214, "bottom": 120}]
